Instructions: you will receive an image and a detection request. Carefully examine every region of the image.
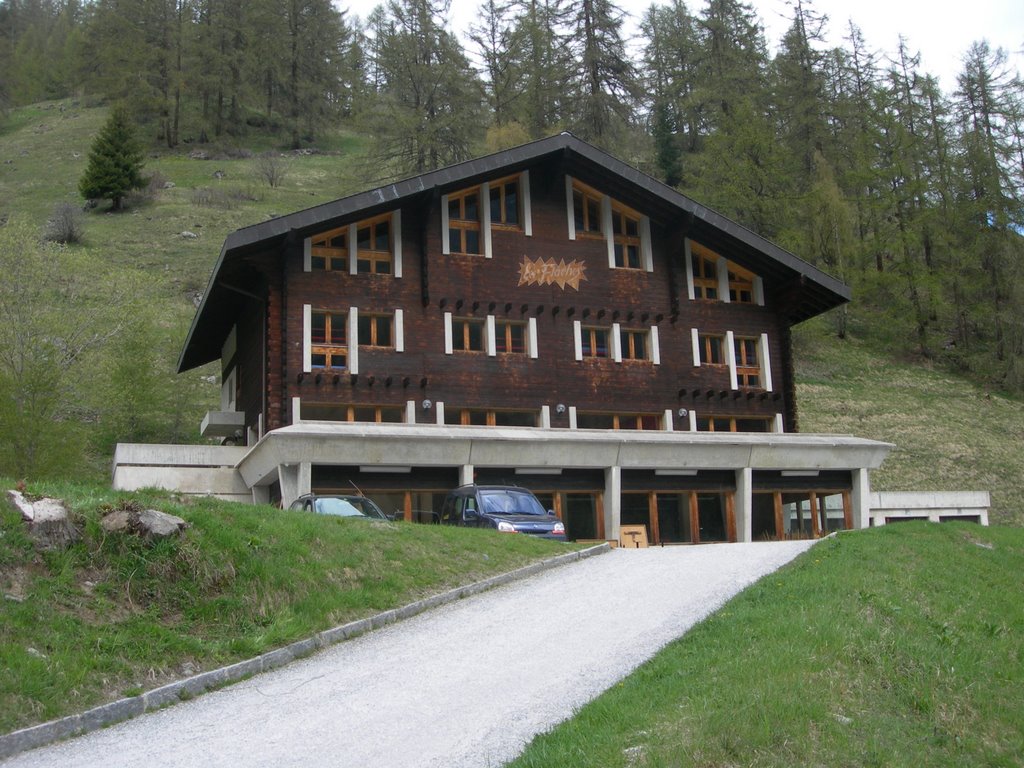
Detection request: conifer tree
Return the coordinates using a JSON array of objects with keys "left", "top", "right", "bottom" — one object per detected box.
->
[{"left": 78, "top": 106, "right": 146, "bottom": 211}]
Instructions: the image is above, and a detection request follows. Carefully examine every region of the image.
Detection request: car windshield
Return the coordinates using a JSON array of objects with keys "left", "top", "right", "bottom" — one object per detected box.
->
[
  {"left": 480, "top": 490, "right": 547, "bottom": 516},
  {"left": 313, "top": 497, "right": 371, "bottom": 518}
]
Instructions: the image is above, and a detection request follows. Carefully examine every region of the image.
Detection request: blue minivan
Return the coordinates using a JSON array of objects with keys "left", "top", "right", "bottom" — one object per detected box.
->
[{"left": 439, "top": 485, "right": 566, "bottom": 540}]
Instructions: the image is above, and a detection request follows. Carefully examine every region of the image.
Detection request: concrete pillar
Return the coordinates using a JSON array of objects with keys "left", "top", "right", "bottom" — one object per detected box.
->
[
  {"left": 851, "top": 467, "right": 872, "bottom": 529},
  {"left": 251, "top": 485, "right": 270, "bottom": 506},
  {"left": 460, "top": 464, "right": 474, "bottom": 486},
  {"left": 735, "top": 467, "right": 753, "bottom": 542},
  {"left": 278, "top": 461, "right": 311, "bottom": 508},
  {"left": 604, "top": 465, "right": 621, "bottom": 542}
]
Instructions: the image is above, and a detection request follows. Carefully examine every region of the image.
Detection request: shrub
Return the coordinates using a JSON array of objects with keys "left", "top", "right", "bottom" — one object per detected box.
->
[
  {"left": 253, "top": 152, "right": 289, "bottom": 188},
  {"left": 43, "top": 201, "right": 84, "bottom": 244}
]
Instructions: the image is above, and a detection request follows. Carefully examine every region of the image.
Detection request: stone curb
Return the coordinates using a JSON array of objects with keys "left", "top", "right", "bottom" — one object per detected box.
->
[{"left": 0, "top": 543, "right": 609, "bottom": 761}]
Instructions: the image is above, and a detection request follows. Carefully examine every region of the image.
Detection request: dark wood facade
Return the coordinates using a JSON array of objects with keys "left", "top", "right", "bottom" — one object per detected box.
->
[{"left": 185, "top": 136, "right": 847, "bottom": 441}]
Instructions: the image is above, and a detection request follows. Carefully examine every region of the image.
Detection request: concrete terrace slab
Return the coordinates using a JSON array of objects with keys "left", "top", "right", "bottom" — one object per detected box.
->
[{"left": 3, "top": 541, "right": 816, "bottom": 768}]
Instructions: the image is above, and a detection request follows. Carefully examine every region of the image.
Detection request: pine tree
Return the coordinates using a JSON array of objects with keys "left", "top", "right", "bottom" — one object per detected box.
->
[{"left": 78, "top": 106, "right": 146, "bottom": 211}]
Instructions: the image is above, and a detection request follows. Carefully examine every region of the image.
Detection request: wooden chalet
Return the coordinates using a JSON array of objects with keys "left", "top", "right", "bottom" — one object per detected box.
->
[{"left": 114, "top": 133, "right": 893, "bottom": 543}]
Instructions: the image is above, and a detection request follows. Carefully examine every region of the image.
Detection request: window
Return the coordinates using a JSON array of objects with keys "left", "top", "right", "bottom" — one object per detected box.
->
[
  {"left": 734, "top": 336, "right": 761, "bottom": 387},
  {"left": 572, "top": 184, "right": 603, "bottom": 237},
  {"left": 453, "top": 318, "right": 485, "bottom": 352},
  {"left": 577, "top": 412, "right": 661, "bottom": 430},
  {"left": 696, "top": 416, "right": 771, "bottom": 432},
  {"left": 356, "top": 215, "right": 392, "bottom": 275},
  {"left": 448, "top": 188, "right": 481, "bottom": 255},
  {"left": 310, "top": 310, "right": 347, "bottom": 369},
  {"left": 698, "top": 334, "right": 725, "bottom": 365},
  {"left": 495, "top": 319, "right": 526, "bottom": 354},
  {"left": 728, "top": 264, "right": 755, "bottom": 303},
  {"left": 489, "top": 176, "right": 521, "bottom": 228},
  {"left": 358, "top": 313, "right": 393, "bottom": 348},
  {"left": 301, "top": 403, "right": 404, "bottom": 423},
  {"left": 310, "top": 228, "right": 347, "bottom": 271},
  {"left": 612, "top": 207, "right": 642, "bottom": 269},
  {"left": 444, "top": 408, "right": 537, "bottom": 427},
  {"left": 619, "top": 328, "right": 648, "bottom": 361},
  {"left": 691, "top": 250, "right": 718, "bottom": 300},
  {"left": 581, "top": 326, "right": 610, "bottom": 358}
]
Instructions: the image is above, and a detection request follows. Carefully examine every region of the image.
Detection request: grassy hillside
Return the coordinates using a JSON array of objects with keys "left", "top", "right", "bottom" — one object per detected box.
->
[
  {"left": 794, "top": 321, "right": 1024, "bottom": 525},
  {"left": 0, "top": 482, "right": 574, "bottom": 734},
  {"left": 510, "top": 523, "right": 1024, "bottom": 767},
  {"left": 1, "top": 99, "right": 1022, "bottom": 521}
]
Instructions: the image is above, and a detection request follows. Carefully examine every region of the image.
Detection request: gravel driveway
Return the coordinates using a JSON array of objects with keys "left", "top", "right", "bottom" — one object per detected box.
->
[{"left": 4, "top": 540, "right": 816, "bottom": 768}]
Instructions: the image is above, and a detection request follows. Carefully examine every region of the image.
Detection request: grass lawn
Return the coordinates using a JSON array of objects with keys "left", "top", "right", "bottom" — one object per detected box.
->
[
  {"left": 509, "top": 522, "right": 1024, "bottom": 767},
  {"left": 0, "top": 481, "right": 574, "bottom": 734}
]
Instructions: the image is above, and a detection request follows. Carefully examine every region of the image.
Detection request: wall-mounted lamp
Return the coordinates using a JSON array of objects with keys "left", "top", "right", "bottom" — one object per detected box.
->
[
  {"left": 555, "top": 403, "right": 567, "bottom": 415},
  {"left": 677, "top": 408, "right": 688, "bottom": 418},
  {"left": 422, "top": 399, "right": 433, "bottom": 410}
]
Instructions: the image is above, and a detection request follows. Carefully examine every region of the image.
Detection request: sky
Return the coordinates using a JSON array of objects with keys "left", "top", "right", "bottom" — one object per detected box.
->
[{"left": 337, "top": 0, "right": 1023, "bottom": 94}]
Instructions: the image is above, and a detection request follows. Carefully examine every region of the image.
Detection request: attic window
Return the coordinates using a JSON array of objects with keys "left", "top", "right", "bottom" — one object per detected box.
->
[
  {"left": 447, "top": 189, "right": 482, "bottom": 255},
  {"left": 489, "top": 175, "right": 521, "bottom": 228},
  {"left": 356, "top": 215, "right": 392, "bottom": 275},
  {"left": 612, "top": 207, "right": 642, "bottom": 269},
  {"left": 572, "top": 183, "right": 603, "bottom": 237},
  {"left": 310, "top": 228, "right": 347, "bottom": 271}
]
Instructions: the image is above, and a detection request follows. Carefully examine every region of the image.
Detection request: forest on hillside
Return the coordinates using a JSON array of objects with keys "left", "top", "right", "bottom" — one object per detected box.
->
[{"left": 1, "top": 1, "right": 1023, "bottom": 391}]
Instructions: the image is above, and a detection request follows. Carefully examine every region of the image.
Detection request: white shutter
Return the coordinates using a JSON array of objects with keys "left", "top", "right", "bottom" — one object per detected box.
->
[
  {"left": 302, "top": 304, "right": 312, "bottom": 373},
  {"left": 528, "top": 317, "right": 538, "bottom": 359},
  {"left": 394, "top": 309, "right": 404, "bottom": 353},
  {"left": 726, "top": 330, "right": 738, "bottom": 390},
  {"left": 441, "top": 194, "right": 451, "bottom": 254},
  {"left": 481, "top": 181, "right": 492, "bottom": 259},
  {"left": 303, "top": 237, "right": 311, "bottom": 272},
  {"left": 684, "top": 238, "right": 695, "bottom": 300},
  {"left": 573, "top": 320, "right": 583, "bottom": 361},
  {"left": 611, "top": 322, "right": 622, "bottom": 362},
  {"left": 760, "top": 332, "right": 773, "bottom": 391},
  {"left": 522, "top": 171, "right": 533, "bottom": 236},
  {"left": 486, "top": 315, "right": 496, "bottom": 357},
  {"left": 565, "top": 176, "right": 576, "bottom": 240},
  {"left": 691, "top": 328, "right": 701, "bottom": 367},
  {"left": 641, "top": 216, "right": 653, "bottom": 272},
  {"left": 650, "top": 325, "right": 660, "bottom": 365},
  {"left": 444, "top": 312, "right": 453, "bottom": 355},
  {"left": 393, "top": 210, "right": 403, "bottom": 278},
  {"left": 603, "top": 196, "right": 615, "bottom": 268},
  {"left": 347, "top": 307, "right": 359, "bottom": 375}
]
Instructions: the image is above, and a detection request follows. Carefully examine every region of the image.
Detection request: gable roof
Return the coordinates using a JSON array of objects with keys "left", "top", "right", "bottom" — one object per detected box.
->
[{"left": 178, "top": 133, "right": 849, "bottom": 372}]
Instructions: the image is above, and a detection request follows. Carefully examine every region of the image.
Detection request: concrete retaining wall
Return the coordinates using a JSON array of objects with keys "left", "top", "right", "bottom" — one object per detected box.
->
[
  {"left": 869, "top": 491, "right": 990, "bottom": 526},
  {"left": 112, "top": 443, "right": 250, "bottom": 503}
]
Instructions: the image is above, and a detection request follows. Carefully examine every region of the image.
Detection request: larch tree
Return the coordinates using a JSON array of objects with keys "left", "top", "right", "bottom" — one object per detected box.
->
[
  {"left": 366, "top": 0, "right": 484, "bottom": 176},
  {"left": 564, "top": 0, "right": 637, "bottom": 147}
]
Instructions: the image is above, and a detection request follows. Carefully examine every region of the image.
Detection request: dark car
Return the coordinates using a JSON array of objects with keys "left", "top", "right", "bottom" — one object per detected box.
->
[
  {"left": 288, "top": 493, "right": 389, "bottom": 520},
  {"left": 440, "top": 484, "right": 565, "bottom": 539}
]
